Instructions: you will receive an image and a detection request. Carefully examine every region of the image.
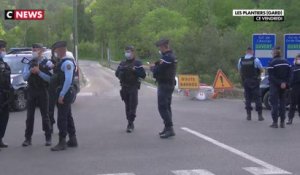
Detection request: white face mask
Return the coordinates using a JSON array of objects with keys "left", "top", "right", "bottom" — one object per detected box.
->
[
  {"left": 54, "top": 52, "right": 58, "bottom": 58},
  {"left": 125, "top": 52, "right": 132, "bottom": 59},
  {"left": 32, "top": 51, "right": 38, "bottom": 58},
  {"left": 158, "top": 50, "right": 162, "bottom": 55},
  {"left": 0, "top": 51, "right": 6, "bottom": 58}
]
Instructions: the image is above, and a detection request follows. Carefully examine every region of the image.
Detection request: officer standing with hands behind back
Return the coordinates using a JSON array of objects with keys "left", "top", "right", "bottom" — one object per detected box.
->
[
  {"left": 238, "top": 47, "right": 264, "bottom": 121},
  {"left": 50, "top": 41, "right": 78, "bottom": 151},
  {"left": 268, "top": 46, "right": 291, "bottom": 128},
  {"left": 115, "top": 46, "right": 146, "bottom": 133},
  {"left": 151, "top": 38, "right": 177, "bottom": 139},
  {"left": 0, "top": 39, "right": 12, "bottom": 149},
  {"left": 22, "top": 43, "right": 52, "bottom": 147}
]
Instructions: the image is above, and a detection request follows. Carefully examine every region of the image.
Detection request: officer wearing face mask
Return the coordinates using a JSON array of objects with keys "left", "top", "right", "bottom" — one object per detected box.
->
[
  {"left": 50, "top": 41, "right": 78, "bottom": 151},
  {"left": 150, "top": 38, "right": 177, "bottom": 139},
  {"left": 268, "top": 46, "right": 291, "bottom": 128},
  {"left": 115, "top": 46, "right": 146, "bottom": 133},
  {"left": 22, "top": 43, "right": 52, "bottom": 147},
  {"left": 0, "top": 39, "right": 12, "bottom": 149},
  {"left": 287, "top": 54, "right": 300, "bottom": 125}
]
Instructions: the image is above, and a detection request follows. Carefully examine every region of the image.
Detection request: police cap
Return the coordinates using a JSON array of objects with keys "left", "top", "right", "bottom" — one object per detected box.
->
[
  {"left": 32, "top": 43, "right": 43, "bottom": 48},
  {"left": 155, "top": 38, "right": 169, "bottom": 47},
  {"left": 0, "top": 40, "right": 7, "bottom": 49},
  {"left": 273, "top": 46, "right": 281, "bottom": 50},
  {"left": 51, "top": 41, "right": 67, "bottom": 49},
  {"left": 125, "top": 45, "right": 134, "bottom": 51}
]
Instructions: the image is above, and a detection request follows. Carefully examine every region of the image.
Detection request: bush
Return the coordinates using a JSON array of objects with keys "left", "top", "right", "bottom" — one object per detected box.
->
[{"left": 78, "top": 41, "right": 99, "bottom": 60}]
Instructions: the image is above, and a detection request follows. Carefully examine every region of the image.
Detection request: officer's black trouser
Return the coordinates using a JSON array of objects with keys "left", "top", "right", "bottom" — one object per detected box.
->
[
  {"left": 0, "top": 92, "right": 9, "bottom": 139},
  {"left": 288, "top": 84, "right": 300, "bottom": 120},
  {"left": 243, "top": 79, "right": 262, "bottom": 112},
  {"left": 57, "top": 100, "right": 76, "bottom": 138},
  {"left": 122, "top": 87, "right": 138, "bottom": 123},
  {"left": 270, "top": 83, "right": 287, "bottom": 123},
  {"left": 25, "top": 88, "right": 51, "bottom": 139},
  {"left": 158, "top": 84, "right": 174, "bottom": 128},
  {"left": 48, "top": 87, "right": 56, "bottom": 125}
]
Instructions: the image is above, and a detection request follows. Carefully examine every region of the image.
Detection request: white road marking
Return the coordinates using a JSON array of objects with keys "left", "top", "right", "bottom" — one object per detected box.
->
[
  {"left": 97, "top": 173, "right": 135, "bottom": 175},
  {"left": 172, "top": 169, "right": 215, "bottom": 175},
  {"left": 181, "top": 127, "right": 292, "bottom": 175},
  {"left": 77, "top": 92, "right": 94, "bottom": 96}
]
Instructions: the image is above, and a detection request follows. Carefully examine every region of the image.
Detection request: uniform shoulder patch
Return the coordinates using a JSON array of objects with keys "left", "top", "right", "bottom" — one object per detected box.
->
[{"left": 66, "top": 64, "right": 72, "bottom": 70}]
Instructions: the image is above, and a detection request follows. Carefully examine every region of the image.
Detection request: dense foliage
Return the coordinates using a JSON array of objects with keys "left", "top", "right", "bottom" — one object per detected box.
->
[{"left": 1, "top": 0, "right": 299, "bottom": 83}]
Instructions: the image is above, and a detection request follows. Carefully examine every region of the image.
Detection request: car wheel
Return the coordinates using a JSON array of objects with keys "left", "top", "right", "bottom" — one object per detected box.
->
[
  {"left": 14, "top": 89, "right": 27, "bottom": 111},
  {"left": 263, "top": 91, "right": 271, "bottom": 110}
]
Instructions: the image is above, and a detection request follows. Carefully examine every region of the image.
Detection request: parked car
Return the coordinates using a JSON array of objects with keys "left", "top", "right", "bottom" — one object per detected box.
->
[
  {"left": 8, "top": 47, "right": 32, "bottom": 54},
  {"left": 3, "top": 53, "right": 30, "bottom": 111},
  {"left": 260, "top": 75, "right": 290, "bottom": 110}
]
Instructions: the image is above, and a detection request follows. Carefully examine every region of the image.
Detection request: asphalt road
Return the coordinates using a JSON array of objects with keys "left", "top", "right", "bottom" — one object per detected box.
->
[{"left": 1, "top": 60, "right": 300, "bottom": 175}]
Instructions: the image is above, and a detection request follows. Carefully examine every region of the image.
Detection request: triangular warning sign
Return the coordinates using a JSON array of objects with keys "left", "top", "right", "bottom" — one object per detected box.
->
[{"left": 213, "top": 69, "right": 234, "bottom": 90}]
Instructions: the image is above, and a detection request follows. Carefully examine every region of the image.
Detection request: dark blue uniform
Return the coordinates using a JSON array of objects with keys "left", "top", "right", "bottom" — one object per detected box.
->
[
  {"left": 115, "top": 59, "right": 146, "bottom": 131},
  {"left": 268, "top": 56, "right": 291, "bottom": 127},
  {"left": 238, "top": 56, "right": 263, "bottom": 120},
  {"left": 22, "top": 57, "right": 52, "bottom": 145},
  {"left": 0, "top": 58, "right": 11, "bottom": 147},
  {"left": 152, "top": 50, "right": 177, "bottom": 135},
  {"left": 287, "top": 64, "right": 300, "bottom": 124},
  {"left": 55, "top": 58, "right": 77, "bottom": 140}
]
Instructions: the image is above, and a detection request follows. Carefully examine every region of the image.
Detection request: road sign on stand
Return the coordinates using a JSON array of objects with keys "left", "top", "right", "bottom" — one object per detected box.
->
[
  {"left": 284, "top": 34, "right": 300, "bottom": 64},
  {"left": 213, "top": 69, "right": 233, "bottom": 90},
  {"left": 252, "top": 34, "right": 276, "bottom": 67}
]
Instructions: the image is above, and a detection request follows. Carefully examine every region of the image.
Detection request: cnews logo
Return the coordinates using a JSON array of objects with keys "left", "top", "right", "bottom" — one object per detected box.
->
[{"left": 4, "top": 10, "right": 45, "bottom": 20}]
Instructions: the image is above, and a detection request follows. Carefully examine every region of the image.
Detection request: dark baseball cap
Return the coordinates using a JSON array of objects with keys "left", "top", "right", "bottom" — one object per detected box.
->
[
  {"left": 155, "top": 38, "right": 169, "bottom": 47},
  {"left": 272, "top": 46, "right": 281, "bottom": 50},
  {"left": 0, "top": 40, "right": 7, "bottom": 48},
  {"left": 246, "top": 46, "right": 252, "bottom": 51},
  {"left": 51, "top": 41, "right": 67, "bottom": 49},
  {"left": 32, "top": 43, "right": 43, "bottom": 48},
  {"left": 125, "top": 45, "right": 135, "bottom": 51}
]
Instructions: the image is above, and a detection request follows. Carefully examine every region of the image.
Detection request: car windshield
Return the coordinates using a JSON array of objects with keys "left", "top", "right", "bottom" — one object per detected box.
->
[{"left": 3, "top": 57, "right": 24, "bottom": 74}]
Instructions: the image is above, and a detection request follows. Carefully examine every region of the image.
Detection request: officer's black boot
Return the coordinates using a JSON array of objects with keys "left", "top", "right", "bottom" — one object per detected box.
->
[
  {"left": 287, "top": 118, "right": 293, "bottom": 125},
  {"left": 160, "top": 127, "right": 175, "bottom": 139},
  {"left": 246, "top": 111, "right": 251, "bottom": 121},
  {"left": 270, "top": 122, "right": 278, "bottom": 128},
  {"left": 126, "top": 122, "right": 134, "bottom": 133},
  {"left": 280, "top": 122, "right": 285, "bottom": 128},
  {"left": 22, "top": 138, "right": 32, "bottom": 147},
  {"left": 67, "top": 135, "right": 78, "bottom": 147},
  {"left": 159, "top": 127, "right": 167, "bottom": 136},
  {"left": 45, "top": 135, "right": 52, "bottom": 146},
  {"left": 0, "top": 139, "right": 8, "bottom": 148},
  {"left": 51, "top": 137, "right": 67, "bottom": 151},
  {"left": 258, "top": 111, "right": 264, "bottom": 121}
]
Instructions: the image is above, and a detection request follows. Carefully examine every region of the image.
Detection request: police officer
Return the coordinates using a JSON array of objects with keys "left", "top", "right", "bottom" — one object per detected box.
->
[
  {"left": 48, "top": 48, "right": 59, "bottom": 132},
  {"left": 0, "top": 39, "right": 11, "bottom": 149},
  {"left": 268, "top": 46, "right": 291, "bottom": 128},
  {"left": 287, "top": 54, "right": 300, "bottom": 125},
  {"left": 50, "top": 41, "right": 77, "bottom": 151},
  {"left": 238, "top": 47, "right": 264, "bottom": 121},
  {"left": 151, "top": 39, "right": 177, "bottom": 139},
  {"left": 115, "top": 46, "right": 146, "bottom": 133},
  {"left": 22, "top": 43, "right": 52, "bottom": 146}
]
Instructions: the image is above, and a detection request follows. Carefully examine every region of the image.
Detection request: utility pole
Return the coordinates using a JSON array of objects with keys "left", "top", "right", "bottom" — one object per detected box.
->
[{"left": 73, "top": 0, "right": 78, "bottom": 61}]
